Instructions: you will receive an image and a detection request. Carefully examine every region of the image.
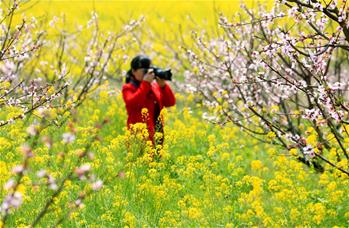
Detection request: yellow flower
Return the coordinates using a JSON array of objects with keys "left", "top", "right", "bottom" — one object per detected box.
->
[
  {"left": 99, "top": 90, "right": 109, "bottom": 100},
  {"left": 47, "top": 86, "right": 55, "bottom": 95},
  {"left": 289, "top": 148, "right": 298, "bottom": 156},
  {"left": 0, "top": 137, "right": 12, "bottom": 150},
  {"left": 267, "top": 131, "right": 276, "bottom": 140},
  {"left": 306, "top": 127, "right": 315, "bottom": 133},
  {"left": 306, "top": 134, "right": 317, "bottom": 147},
  {"left": 2, "top": 81, "right": 11, "bottom": 89},
  {"left": 223, "top": 205, "right": 233, "bottom": 213},
  {"left": 267, "top": 148, "right": 277, "bottom": 156},
  {"left": 207, "top": 134, "right": 216, "bottom": 145},
  {"left": 187, "top": 207, "right": 202, "bottom": 220},
  {"left": 159, "top": 210, "right": 179, "bottom": 227},
  {"left": 307, "top": 203, "right": 325, "bottom": 225},
  {"left": 319, "top": 173, "right": 329, "bottom": 185},
  {"left": 225, "top": 223, "right": 234, "bottom": 228},
  {"left": 252, "top": 201, "right": 265, "bottom": 217},
  {"left": 123, "top": 211, "right": 136, "bottom": 227},
  {"left": 263, "top": 216, "right": 272, "bottom": 226},
  {"left": 329, "top": 190, "right": 343, "bottom": 203},
  {"left": 207, "top": 147, "right": 215, "bottom": 158},
  {"left": 251, "top": 160, "right": 263, "bottom": 171},
  {"left": 289, "top": 208, "right": 300, "bottom": 221},
  {"left": 327, "top": 181, "right": 336, "bottom": 191},
  {"left": 70, "top": 212, "right": 79, "bottom": 220},
  {"left": 268, "top": 179, "right": 280, "bottom": 192}
]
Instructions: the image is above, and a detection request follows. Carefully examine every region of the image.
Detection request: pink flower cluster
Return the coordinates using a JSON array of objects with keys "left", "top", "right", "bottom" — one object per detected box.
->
[{"left": 183, "top": 1, "right": 349, "bottom": 174}]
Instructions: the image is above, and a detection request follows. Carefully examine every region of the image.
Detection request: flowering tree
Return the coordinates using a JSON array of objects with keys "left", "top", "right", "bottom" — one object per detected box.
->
[
  {"left": 0, "top": 1, "right": 143, "bottom": 129},
  {"left": 0, "top": 1, "right": 142, "bottom": 225},
  {"left": 183, "top": 0, "right": 349, "bottom": 175}
]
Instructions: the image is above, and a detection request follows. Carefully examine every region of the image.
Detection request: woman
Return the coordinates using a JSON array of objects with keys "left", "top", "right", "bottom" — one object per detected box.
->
[{"left": 122, "top": 55, "right": 176, "bottom": 146}]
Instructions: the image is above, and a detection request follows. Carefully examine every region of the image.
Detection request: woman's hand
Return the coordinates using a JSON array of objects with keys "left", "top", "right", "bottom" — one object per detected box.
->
[
  {"left": 156, "top": 77, "right": 166, "bottom": 88},
  {"left": 143, "top": 70, "right": 155, "bottom": 83}
]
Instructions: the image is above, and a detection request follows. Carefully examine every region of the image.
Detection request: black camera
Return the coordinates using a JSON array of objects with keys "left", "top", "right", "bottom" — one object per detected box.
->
[{"left": 144, "top": 67, "right": 172, "bottom": 81}]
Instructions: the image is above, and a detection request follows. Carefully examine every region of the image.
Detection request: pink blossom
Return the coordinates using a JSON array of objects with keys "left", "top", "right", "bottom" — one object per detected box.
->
[
  {"left": 4, "top": 178, "right": 15, "bottom": 191},
  {"left": 75, "top": 164, "right": 91, "bottom": 179},
  {"left": 12, "top": 165, "right": 24, "bottom": 174},
  {"left": 91, "top": 180, "right": 103, "bottom": 191},
  {"left": 37, "top": 170, "right": 46, "bottom": 178},
  {"left": 21, "top": 143, "right": 33, "bottom": 158},
  {"left": 62, "top": 132, "right": 76, "bottom": 144},
  {"left": 26, "top": 125, "right": 38, "bottom": 136}
]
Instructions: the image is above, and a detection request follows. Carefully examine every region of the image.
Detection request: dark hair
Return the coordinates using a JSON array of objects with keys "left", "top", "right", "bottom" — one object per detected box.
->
[{"left": 125, "top": 55, "right": 152, "bottom": 83}]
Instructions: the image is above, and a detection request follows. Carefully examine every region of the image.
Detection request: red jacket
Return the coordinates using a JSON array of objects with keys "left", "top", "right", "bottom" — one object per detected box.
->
[{"left": 122, "top": 80, "right": 176, "bottom": 142}]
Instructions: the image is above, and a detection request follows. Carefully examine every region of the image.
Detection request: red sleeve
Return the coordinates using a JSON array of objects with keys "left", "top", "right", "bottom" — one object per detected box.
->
[
  {"left": 122, "top": 81, "right": 151, "bottom": 109},
  {"left": 160, "top": 83, "right": 176, "bottom": 107}
]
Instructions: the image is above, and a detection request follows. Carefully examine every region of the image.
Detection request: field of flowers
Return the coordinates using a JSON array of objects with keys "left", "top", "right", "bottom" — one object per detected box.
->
[
  {"left": 1, "top": 83, "right": 349, "bottom": 226},
  {"left": 1, "top": 0, "right": 349, "bottom": 227}
]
